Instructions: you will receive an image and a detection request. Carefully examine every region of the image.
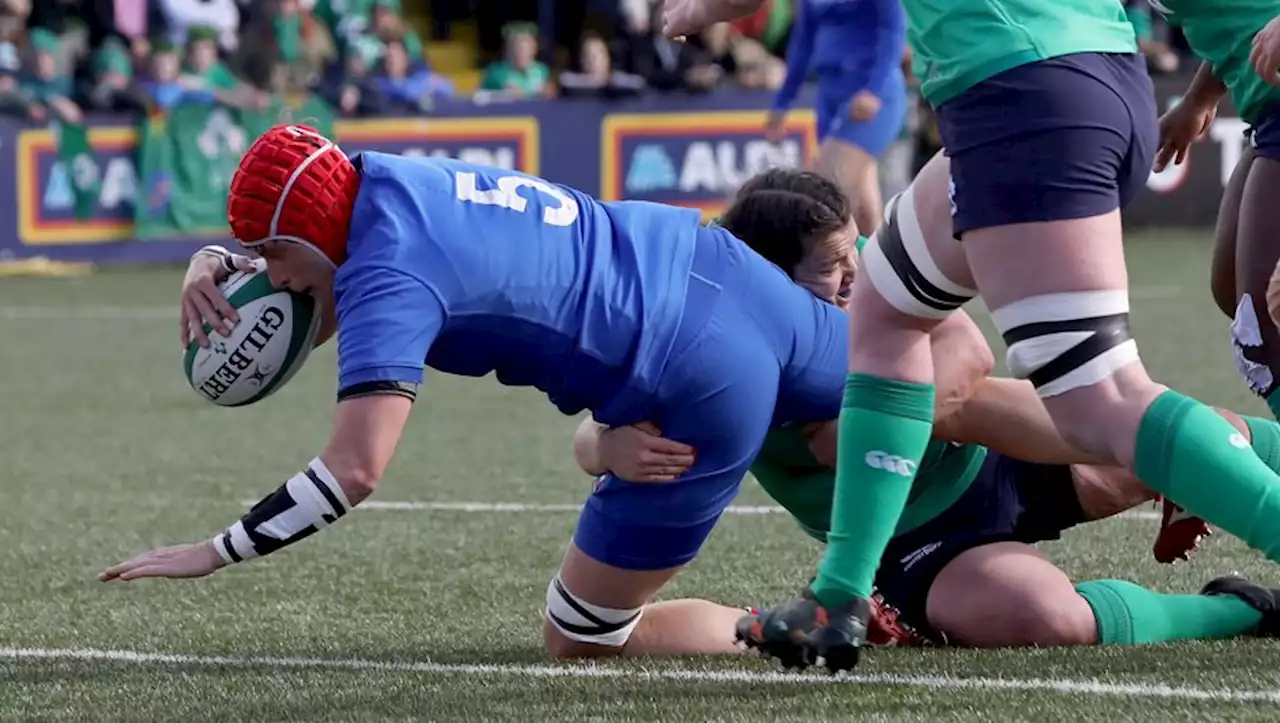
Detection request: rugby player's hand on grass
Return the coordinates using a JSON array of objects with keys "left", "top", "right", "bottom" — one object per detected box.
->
[
  {"left": 1252, "top": 16, "right": 1280, "bottom": 86},
  {"left": 98, "top": 540, "right": 226, "bottom": 582},
  {"left": 180, "top": 246, "right": 257, "bottom": 349},
  {"left": 1155, "top": 99, "right": 1216, "bottom": 172},
  {"left": 736, "top": 589, "right": 869, "bottom": 673},
  {"left": 598, "top": 422, "right": 696, "bottom": 482}
]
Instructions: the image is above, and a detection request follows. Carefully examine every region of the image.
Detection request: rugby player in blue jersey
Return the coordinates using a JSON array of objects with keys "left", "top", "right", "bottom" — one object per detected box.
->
[
  {"left": 767, "top": 0, "right": 907, "bottom": 236},
  {"left": 98, "top": 125, "right": 996, "bottom": 657}
]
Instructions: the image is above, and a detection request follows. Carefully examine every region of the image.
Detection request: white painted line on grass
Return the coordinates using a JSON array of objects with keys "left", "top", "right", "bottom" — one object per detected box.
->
[
  {"left": 1, "top": 646, "right": 1274, "bottom": 703},
  {"left": 244, "top": 499, "right": 1161, "bottom": 521}
]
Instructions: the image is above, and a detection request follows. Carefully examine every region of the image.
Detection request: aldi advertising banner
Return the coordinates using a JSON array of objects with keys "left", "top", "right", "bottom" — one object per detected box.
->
[{"left": 0, "top": 75, "right": 1233, "bottom": 264}]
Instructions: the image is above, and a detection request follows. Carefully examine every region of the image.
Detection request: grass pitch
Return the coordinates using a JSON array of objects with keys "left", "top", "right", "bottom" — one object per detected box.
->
[{"left": 3, "top": 232, "right": 1280, "bottom": 721}]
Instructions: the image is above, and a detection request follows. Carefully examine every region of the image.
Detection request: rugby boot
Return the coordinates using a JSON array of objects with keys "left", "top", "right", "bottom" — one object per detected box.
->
[
  {"left": 867, "top": 592, "right": 925, "bottom": 647},
  {"left": 1153, "top": 498, "right": 1212, "bottom": 563},
  {"left": 736, "top": 588, "right": 869, "bottom": 673},
  {"left": 745, "top": 594, "right": 923, "bottom": 649},
  {"left": 1201, "top": 575, "right": 1280, "bottom": 637}
]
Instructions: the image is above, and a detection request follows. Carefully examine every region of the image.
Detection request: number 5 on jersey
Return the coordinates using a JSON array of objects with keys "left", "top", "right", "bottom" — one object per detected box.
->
[{"left": 455, "top": 171, "right": 580, "bottom": 227}]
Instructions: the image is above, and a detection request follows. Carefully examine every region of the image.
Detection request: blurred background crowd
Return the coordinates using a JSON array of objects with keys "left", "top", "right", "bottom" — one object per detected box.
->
[{"left": 0, "top": 0, "right": 1194, "bottom": 125}]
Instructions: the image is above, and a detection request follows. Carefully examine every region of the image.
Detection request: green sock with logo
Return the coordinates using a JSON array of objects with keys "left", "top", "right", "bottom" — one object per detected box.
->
[
  {"left": 811, "top": 374, "right": 934, "bottom": 608},
  {"left": 1076, "top": 579, "right": 1261, "bottom": 644},
  {"left": 1134, "top": 390, "right": 1280, "bottom": 561}
]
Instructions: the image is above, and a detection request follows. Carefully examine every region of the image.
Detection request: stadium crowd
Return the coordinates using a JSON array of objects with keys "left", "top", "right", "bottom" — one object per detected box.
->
[{"left": 0, "top": 0, "right": 1197, "bottom": 126}]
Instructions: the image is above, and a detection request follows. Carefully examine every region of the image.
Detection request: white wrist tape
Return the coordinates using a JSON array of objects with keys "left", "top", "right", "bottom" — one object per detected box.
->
[{"left": 212, "top": 458, "right": 353, "bottom": 565}]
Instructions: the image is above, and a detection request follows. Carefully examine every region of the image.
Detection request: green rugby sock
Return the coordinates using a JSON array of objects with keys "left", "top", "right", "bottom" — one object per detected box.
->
[
  {"left": 1135, "top": 391, "right": 1280, "bottom": 561},
  {"left": 811, "top": 374, "right": 934, "bottom": 608},
  {"left": 1244, "top": 415, "right": 1280, "bottom": 473},
  {"left": 1266, "top": 388, "right": 1280, "bottom": 422},
  {"left": 1076, "top": 579, "right": 1261, "bottom": 645}
]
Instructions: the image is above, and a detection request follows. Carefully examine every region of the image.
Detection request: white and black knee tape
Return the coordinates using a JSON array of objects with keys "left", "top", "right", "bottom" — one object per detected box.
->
[
  {"left": 1230, "top": 294, "right": 1277, "bottom": 396},
  {"left": 860, "top": 186, "right": 976, "bottom": 320},
  {"left": 991, "top": 291, "right": 1140, "bottom": 398},
  {"left": 544, "top": 577, "right": 643, "bottom": 647}
]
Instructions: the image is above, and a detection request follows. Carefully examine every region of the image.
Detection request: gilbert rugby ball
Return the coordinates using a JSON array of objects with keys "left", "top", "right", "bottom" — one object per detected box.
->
[{"left": 183, "top": 269, "right": 320, "bottom": 407}]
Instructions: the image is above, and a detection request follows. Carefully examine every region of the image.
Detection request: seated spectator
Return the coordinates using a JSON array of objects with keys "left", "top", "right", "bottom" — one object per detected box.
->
[
  {"left": 698, "top": 21, "right": 784, "bottom": 90},
  {"left": 181, "top": 26, "right": 266, "bottom": 109},
  {"left": 559, "top": 33, "right": 644, "bottom": 99},
  {"left": 272, "top": 0, "right": 336, "bottom": 92},
  {"left": 23, "top": 28, "right": 81, "bottom": 122},
  {"left": 370, "top": 0, "right": 424, "bottom": 65},
  {"left": 316, "top": 47, "right": 385, "bottom": 117},
  {"left": 84, "top": 36, "right": 146, "bottom": 112},
  {"left": 373, "top": 36, "right": 452, "bottom": 112},
  {"left": 480, "top": 23, "right": 549, "bottom": 99},
  {"left": 140, "top": 39, "right": 202, "bottom": 111},
  {"left": 0, "top": 27, "right": 39, "bottom": 120},
  {"left": 314, "top": 0, "right": 370, "bottom": 48},
  {"left": 156, "top": 0, "right": 240, "bottom": 54},
  {"left": 617, "top": 0, "right": 722, "bottom": 92}
]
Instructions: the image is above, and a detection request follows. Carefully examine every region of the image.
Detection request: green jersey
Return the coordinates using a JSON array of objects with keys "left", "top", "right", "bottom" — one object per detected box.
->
[
  {"left": 750, "top": 426, "right": 987, "bottom": 543},
  {"left": 1151, "top": 0, "right": 1280, "bottom": 124},
  {"left": 906, "top": 0, "right": 1137, "bottom": 105}
]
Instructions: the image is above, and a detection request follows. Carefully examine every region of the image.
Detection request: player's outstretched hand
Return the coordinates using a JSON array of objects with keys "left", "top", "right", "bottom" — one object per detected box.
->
[
  {"left": 1154, "top": 99, "right": 1216, "bottom": 172},
  {"left": 98, "top": 540, "right": 226, "bottom": 582},
  {"left": 180, "top": 249, "right": 256, "bottom": 349},
  {"left": 1253, "top": 16, "right": 1280, "bottom": 86},
  {"left": 598, "top": 422, "right": 696, "bottom": 482}
]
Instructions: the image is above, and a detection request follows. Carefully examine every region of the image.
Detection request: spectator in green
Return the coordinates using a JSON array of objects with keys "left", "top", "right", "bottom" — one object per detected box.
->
[
  {"left": 86, "top": 37, "right": 146, "bottom": 113},
  {"left": 370, "top": 0, "right": 424, "bottom": 65},
  {"left": 481, "top": 23, "right": 549, "bottom": 98},
  {"left": 182, "top": 26, "right": 267, "bottom": 109},
  {"left": 0, "top": 33, "right": 40, "bottom": 121},
  {"left": 23, "top": 27, "right": 80, "bottom": 122},
  {"left": 315, "top": 0, "right": 374, "bottom": 46}
]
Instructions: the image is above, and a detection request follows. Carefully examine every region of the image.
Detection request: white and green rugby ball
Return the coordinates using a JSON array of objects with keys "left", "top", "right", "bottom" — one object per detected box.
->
[{"left": 183, "top": 269, "right": 321, "bottom": 407}]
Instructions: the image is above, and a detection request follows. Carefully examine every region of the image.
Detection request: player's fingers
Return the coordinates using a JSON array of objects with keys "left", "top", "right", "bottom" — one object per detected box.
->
[
  {"left": 655, "top": 450, "right": 696, "bottom": 468},
  {"left": 185, "top": 300, "right": 211, "bottom": 348},
  {"left": 232, "top": 254, "right": 256, "bottom": 272},
  {"left": 191, "top": 292, "right": 231, "bottom": 337},
  {"left": 205, "top": 283, "right": 240, "bottom": 326},
  {"left": 1153, "top": 146, "right": 1173, "bottom": 172},
  {"left": 634, "top": 421, "right": 663, "bottom": 436},
  {"left": 117, "top": 564, "right": 174, "bottom": 581},
  {"left": 650, "top": 436, "right": 695, "bottom": 455},
  {"left": 1175, "top": 144, "right": 1188, "bottom": 166},
  {"left": 98, "top": 555, "right": 150, "bottom": 581}
]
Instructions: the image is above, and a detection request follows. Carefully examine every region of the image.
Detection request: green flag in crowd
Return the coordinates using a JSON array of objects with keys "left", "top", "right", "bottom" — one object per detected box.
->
[
  {"left": 134, "top": 96, "right": 336, "bottom": 240},
  {"left": 50, "top": 120, "right": 101, "bottom": 221}
]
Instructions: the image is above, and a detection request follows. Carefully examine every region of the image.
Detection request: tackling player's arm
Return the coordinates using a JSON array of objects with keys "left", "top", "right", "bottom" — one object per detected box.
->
[
  {"left": 101, "top": 261, "right": 440, "bottom": 582},
  {"left": 572, "top": 418, "right": 697, "bottom": 482}
]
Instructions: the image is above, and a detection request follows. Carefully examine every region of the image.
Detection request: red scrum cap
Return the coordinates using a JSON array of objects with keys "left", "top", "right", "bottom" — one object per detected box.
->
[{"left": 227, "top": 124, "right": 361, "bottom": 266}]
